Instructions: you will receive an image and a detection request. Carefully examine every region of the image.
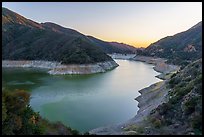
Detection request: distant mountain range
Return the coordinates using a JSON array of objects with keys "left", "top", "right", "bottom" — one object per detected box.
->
[
  {"left": 140, "top": 21, "right": 202, "bottom": 66},
  {"left": 2, "top": 7, "right": 138, "bottom": 64},
  {"left": 3, "top": 7, "right": 201, "bottom": 66},
  {"left": 87, "top": 36, "right": 139, "bottom": 54}
]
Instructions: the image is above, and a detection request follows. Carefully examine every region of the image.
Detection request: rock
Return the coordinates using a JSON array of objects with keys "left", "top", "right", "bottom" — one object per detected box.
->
[
  {"left": 2, "top": 60, "right": 118, "bottom": 75},
  {"left": 124, "top": 131, "right": 138, "bottom": 135}
]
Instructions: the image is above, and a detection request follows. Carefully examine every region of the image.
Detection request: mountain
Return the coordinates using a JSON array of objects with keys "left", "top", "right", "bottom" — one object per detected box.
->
[
  {"left": 140, "top": 21, "right": 202, "bottom": 66},
  {"left": 87, "top": 36, "right": 139, "bottom": 54},
  {"left": 109, "top": 42, "right": 139, "bottom": 53},
  {"left": 123, "top": 58, "right": 202, "bottom": 135},
  {"left": 2, "top": 7, "right": 114, "bottom": 64},
  {"left": 150, "top": 59, "right": 202, "bottom": 135},
  {"left": 148, "top": 59, "right": 202, "bottom": 135}
]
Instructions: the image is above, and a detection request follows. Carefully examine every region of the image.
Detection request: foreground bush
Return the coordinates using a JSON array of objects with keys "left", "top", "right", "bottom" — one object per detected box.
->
[{"left": 2, "top": 89, "right": 80, "bottom": 135}]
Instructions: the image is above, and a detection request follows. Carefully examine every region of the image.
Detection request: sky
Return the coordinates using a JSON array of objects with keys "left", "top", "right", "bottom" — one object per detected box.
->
[{"left": 2, "top": 2, "right": 202, "bottom": 48}]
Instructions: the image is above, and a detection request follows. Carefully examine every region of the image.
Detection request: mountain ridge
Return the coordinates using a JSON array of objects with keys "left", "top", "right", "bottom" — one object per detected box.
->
[
  {"left": 2, "top": 7, "right": 114, "bottom": 64},
  {"left": 2, "top": 7, "right": 139, "bottom": 64},
  {"left": 87, "top": 35, "right": 139, "bottom": 54},
  {"left": 140, "top": 21, "right": 202, "bottom": 66}
]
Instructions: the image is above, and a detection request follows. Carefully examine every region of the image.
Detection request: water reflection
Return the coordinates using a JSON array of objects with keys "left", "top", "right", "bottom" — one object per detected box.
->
[{"left": 2, "top": 60, "right": 162, "bottom": 133}]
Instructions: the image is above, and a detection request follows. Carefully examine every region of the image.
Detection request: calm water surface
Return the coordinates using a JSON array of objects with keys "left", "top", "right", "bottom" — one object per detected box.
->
[{"left": 2, "top": 60, "right": 162, "bottom": 133}]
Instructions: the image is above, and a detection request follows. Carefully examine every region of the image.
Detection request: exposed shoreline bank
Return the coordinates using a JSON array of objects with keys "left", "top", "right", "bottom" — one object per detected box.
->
[
  {"left": 89, "top": 54, "right": 180, "bottom": 135},
  {"left": 2, "top": 60, "right": 119, "bottom": 75},
  {"left": 132, "top": 55, "right": 180, "bottom": 79},
  {"left": 108, "top": 54, "right": 180, "bottom": 77}
]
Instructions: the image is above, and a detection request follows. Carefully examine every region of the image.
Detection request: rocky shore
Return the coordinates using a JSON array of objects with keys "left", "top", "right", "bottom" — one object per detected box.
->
[
  {"left": 2, "top": 60, "right": 119, "bottom": 75},
  {"left": 108, "top": 54, "right": 180, "bottom": 77},
  {"left": 89, "top": 55, "right": 180, "bottom": 135},
  {"left": 89, "top": 81, "right": 169, "bottom": 135},
  {"left": 132, "top": 55, "right": 180, "bottom": 74},
  {"left": 132, "top": 56, "right": 180, "bottom": 80}
]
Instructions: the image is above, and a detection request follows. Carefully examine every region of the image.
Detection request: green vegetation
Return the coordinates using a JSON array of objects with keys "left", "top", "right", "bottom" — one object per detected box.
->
[
  {"left": 2, "top": 88, "right": 80, "bottom": 135},
  {"left": 123, "top": 59, "right": 202, "bottom": 135},
  {"left": 2, "top": 7, "right": 138, "bottom": 64},
  {"left": 149, "top": 59, "right": 202, "bottom": 135},
  {"left": 139, "top": 21, "right": 202, "bottom": 66},
  {"left": 2, "top": 7, "right": 113, "bottom": 64},
  {"left": 150, "top": 118, "right": 162, "bottom": 128},
  {"left": 2, "top": 89, "right": 42, "bottom": 135}
]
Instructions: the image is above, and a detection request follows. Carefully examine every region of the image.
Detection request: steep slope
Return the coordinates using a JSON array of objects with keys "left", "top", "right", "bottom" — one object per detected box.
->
[
  {"left": 87, "top": 36, "right": 138, "bottom": 54},
  {"left": 140, "top": 21, "right": 202, "bottom": 66},
  {"left": 122, "top": 59, "right": 202, "bottom": 135},
  {"left": 2, "top": 7, "right": 113, "bottom": 64},
  {"left": 2, "top": 7, "right": 42, "bottom": 29},
  {"left": 146, "top": 59, "right": 202, "bottom": 135}
]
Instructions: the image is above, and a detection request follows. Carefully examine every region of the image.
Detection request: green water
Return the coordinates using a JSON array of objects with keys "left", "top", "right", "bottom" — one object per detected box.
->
[{"left": 2, "top": 60, "right": 162, "bottom": 133}]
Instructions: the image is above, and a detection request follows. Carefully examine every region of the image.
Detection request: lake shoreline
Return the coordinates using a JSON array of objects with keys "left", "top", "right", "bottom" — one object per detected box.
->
[
  {"left": 2, "top": 60, "right": 119, "bottom": 75},
  {"left": 132, "top": 55, "right": 180, "bottom": 80},
  {"left": 89, "top": 54, "right": 180, "bottom": 135},
  {"left": 3, "top": 59, "right": 161, "bottom": 133},
  {"left": 2, "top": 55, "right": 180, "bottom": 135}
]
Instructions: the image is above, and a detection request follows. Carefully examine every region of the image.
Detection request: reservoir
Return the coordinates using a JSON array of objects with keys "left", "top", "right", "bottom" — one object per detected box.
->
[{"left": 2, "top": 59, "right": 162, "bottom": 133}]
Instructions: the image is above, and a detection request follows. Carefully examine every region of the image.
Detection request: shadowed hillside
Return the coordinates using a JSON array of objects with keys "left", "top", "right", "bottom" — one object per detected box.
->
[
  {"left": 2, "top": 7, "right": 113, "bottom": 64},
  {"left": 87, "top": 36, "right": 139, "bottom": 54},
  {"left": 140, "top": 21, "right": 202, "bottom": 66}
]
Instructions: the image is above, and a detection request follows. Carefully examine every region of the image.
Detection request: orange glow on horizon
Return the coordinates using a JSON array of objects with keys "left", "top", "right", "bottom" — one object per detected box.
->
[
  {"left": 89, "top": 35, "right": 159, "bottom": 48},
  {"left": 2, "top": 2, "right": 202, "bottom": 49}
]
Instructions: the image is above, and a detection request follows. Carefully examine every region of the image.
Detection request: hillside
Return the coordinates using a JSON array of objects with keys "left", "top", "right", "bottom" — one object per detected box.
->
[
  {"left": 87, "top": 36, "right": 139, "bottom": 54},
  {"left": 140, "top": 21, "right": 202, "bottom": 66},
  {"left": 2, "top": 7, "right": 113, "bottom": 64},
  {"left": 109, "top": 42, "right": 140, "bottom": 53},
  {"left": 123, "top": 59, "right": 202, "bottom": 135}
]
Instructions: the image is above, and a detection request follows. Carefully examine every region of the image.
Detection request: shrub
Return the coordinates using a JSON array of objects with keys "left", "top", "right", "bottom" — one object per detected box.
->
[
  {"left": 158, "top": 103, "right": 172, "bottom": 115},
  {"left": 2, "top": 88, "right": 79, "bottom": 135},
  {"left": 150, "top": 117, "right": 162, "bottom": 128},
  {"left": 184, "top": 97, "right": 198, "bottom": 115},
  {"left": 153, "top": 119, "right": 162, "bottom": 128},
  {"left": 169, "top": 77, "right": 180, "bottom": 88},
  {"left": 191, "top": 114, "right": 202, "bottom": 131},
  {"left": 169, "top": 93, "right": 181, "bottom": 105}
]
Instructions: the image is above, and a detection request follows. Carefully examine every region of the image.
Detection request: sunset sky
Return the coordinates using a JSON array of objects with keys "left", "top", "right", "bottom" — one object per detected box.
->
[{"left": 2, "top": 2, "right": 202, "bottom": 48}]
